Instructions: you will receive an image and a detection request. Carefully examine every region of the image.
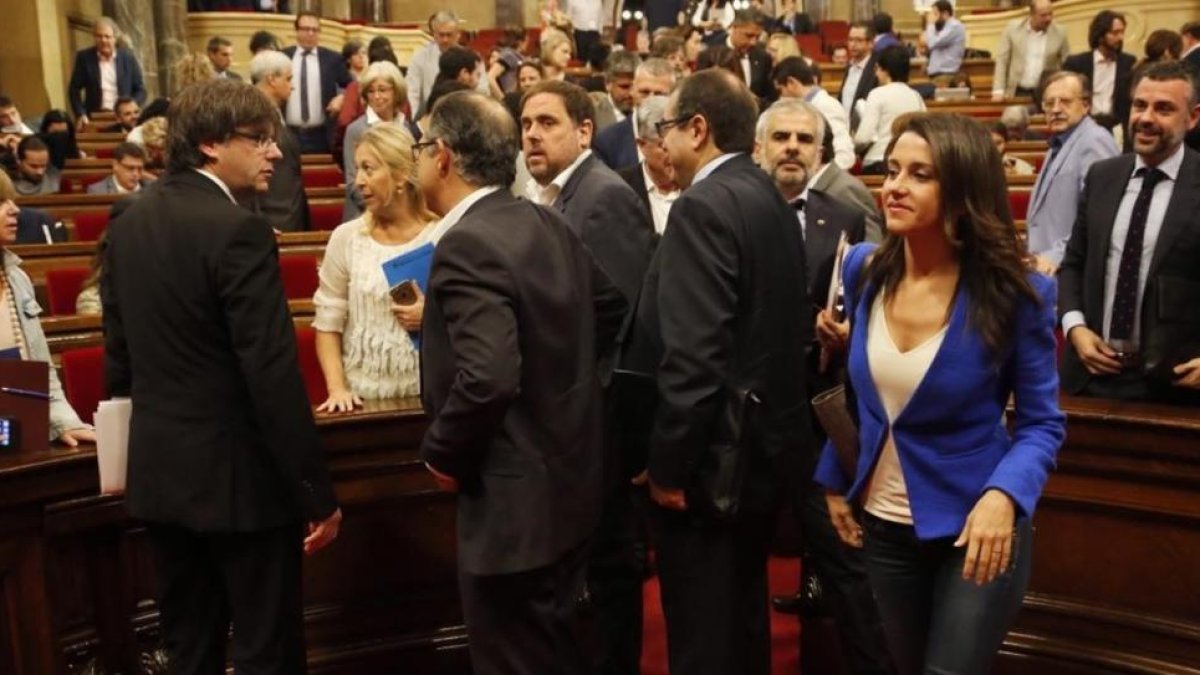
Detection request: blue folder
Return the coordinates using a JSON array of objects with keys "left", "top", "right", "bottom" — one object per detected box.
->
[{"left": 380, "top": 243, "right": 435, "bottom": 349}]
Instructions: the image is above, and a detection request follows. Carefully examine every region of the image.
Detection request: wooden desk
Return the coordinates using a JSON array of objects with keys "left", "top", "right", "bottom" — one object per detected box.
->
[{"left": 0, "top": 400, "right": 468, "bottom": 674}]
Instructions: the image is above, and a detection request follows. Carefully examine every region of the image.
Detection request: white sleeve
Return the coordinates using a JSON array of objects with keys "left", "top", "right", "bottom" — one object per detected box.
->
[{"left": 312, "top": 224, "right": 353, "bottom": 333}]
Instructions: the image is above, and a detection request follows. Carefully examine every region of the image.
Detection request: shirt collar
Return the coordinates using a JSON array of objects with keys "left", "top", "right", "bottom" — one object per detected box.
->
[
  {"left": 1094, "top": 49, "right": 1116, "bottom": 64},
  {"left": 1134, "top": 142, "right": 1186, "bottom": 181},
  {"left": 642, "top": 161, "right": 679, "bottom": 197},
  {"left": 851, "top": 55, "right": 870, "bottom": 69},
  {"left": 366, "top": 106, "right": 381, "bottom": 125},
  {"left": 429, "top": 186, "right": 502, "bottom": 242},
  {"left": 194, "top": 168, "right": 236, "bottom": 202},
  {"left": 808, "top": 163, "right": 831, "bottom": 190},
  {"left": 526, "top": 149, "right": 592, "bottom": 204},
  {"left": 790, "top": 186, "right": 810, "bottom": 208},
  {"left": 692, "top": 152, "right": 740, "bottom": 185},
  {"left": 609, "top": 94, "right": 627, "bottom": 122}
]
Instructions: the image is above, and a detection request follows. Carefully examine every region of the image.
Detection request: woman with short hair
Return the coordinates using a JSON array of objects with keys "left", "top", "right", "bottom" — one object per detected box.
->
[{"left": 342, "top": 61, "right": 421, "bottom": 221}]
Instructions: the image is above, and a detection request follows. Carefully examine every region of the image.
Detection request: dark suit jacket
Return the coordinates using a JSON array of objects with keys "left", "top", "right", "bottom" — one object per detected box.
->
[
  {"left": 745, "top": 44, "right": 775, "bottom": 105},
  {"left": 15, "top": 207, "right": 67, "bottom": 244},
  {"left": 637, "top": 154, "right": 811, "bottom": 512},
  {"left": 804, "top": 189, "right": 867, "bottom": 307},
  {"left": 1184, "top": 50, "right": 1200, "bottom": 151},
  {"left": 282, "top": 45, "right": 353, "bottom": 113},
  {"left": 617, "top": 162, "right": 650, "bottom": 213},
  {"left": 67, "top": 47, "right": 147, "bottom": 117},
  {"left": 1062, "top": 50, "right": 1135, "bottom": 131},
  {"left": 419, "top": 190, "right": 627, "bottom": 575},
  {"left": 810, "top": 163, "right": 884, "bottom": 242},
  {"left": 240, "top": 125, "right": 309, "bottom": 231},
  {"left": 840, "top": 55, "right": 879, "bottom": 131},
  {"left": 776, "top": 12, "right": 815, "bottom": 35},
  {"left": 1058, "top": 148, "right": 1200, "bottom": 404},
  {"left": 593, "top": 117, "right": 638, "bottom": 171},
  {"left": 101, "top": 170, "right": 337, "bottom": 532}
]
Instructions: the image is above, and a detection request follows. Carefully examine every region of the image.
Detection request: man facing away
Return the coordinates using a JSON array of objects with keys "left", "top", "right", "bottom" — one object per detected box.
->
[
  {"left": 101, "top": 78, "right": 341, "bottom": 674},
  {"left": 415, "top": 90, "right": 627, "bottom": 675}
]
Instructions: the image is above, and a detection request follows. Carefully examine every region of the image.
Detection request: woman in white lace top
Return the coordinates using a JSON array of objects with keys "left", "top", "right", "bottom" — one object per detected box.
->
[{"left": 313, "top": 123, "right": 435, "bottom": 412}]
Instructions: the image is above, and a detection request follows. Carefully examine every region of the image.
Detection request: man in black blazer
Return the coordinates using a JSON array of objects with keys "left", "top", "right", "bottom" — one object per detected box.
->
[
  {"left": 636, "top": 69, "right": 811, "bottom": 674},
  {"left": 100, "top": 79, "right": 341, "bottom": 674},
  {"left": 415, "top": 91, "right": 627, "bottom": 675},
  {"left": 840, "top": 22, "right": 879, "bottom": 132},
  {"left": 67, "top": 17, "right": 147, "bottom": 129},
  {"left": 1060, "top": 61, "right": 1200, "bottom": 406},
  {"left": 617, "top": 95, "right": 681, "bottom": 237},
  {"left": 1062, "top": 10, "right": 1135, "bottom": 134},
  {"left": 282, "top": 11, "right": 352, "bottom": 154},
  {"left": 245, "top": 50, "right": 310, "bottom": 231},
  {"left": 520, "top": 79, "right": 655, "bottom": 674},
  {"left": 727, "top": 10, "right": 775, "bottom": 105},
  {"left": 593, "top": 58, "right": 677, "bottom": 171}
]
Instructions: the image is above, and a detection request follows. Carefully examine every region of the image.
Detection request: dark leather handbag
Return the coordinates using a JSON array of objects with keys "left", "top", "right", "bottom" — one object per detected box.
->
[{"left": 687, "top": 385, "right": 760, "bottom": 522}]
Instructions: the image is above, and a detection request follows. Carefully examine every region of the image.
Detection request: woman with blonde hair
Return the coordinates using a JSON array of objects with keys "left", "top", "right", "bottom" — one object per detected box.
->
[
  {"left": 540, "top": 30, "right": 573, "bottom": 81},
  {"left": 174, "top": 52, "right": 216, "bottom": 93},
  {"left": 342, "top": 60, "right": 420, "bottom": 221},
  {"left": 314, "top": 124, "right": 436, "bottom": 412},
  {"left": 766, "top": 32, "right": 802, "bottom": 65}
]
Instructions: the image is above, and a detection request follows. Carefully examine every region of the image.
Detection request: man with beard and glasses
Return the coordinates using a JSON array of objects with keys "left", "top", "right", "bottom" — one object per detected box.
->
[
  {"left": 1060, "top": 61, "right": 1200, "bottom": 406},
  {"left": 754, "top": 98, "right": 889, "bottom": 675},
  {"left": 1064, "top": 11, "right": 1135, "bottom": 135},
  {"left": 1025, "top": 71, "right": 1118, "bottom": 276}
]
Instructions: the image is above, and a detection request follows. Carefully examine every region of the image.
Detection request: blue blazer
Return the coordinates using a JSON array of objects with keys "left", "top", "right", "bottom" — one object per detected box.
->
[
  {"left": 67, "top": 47, "right": 147, "bottom": 117},
  {"left": 814, "top": 243, "right": 1066, "bottom": 540}
]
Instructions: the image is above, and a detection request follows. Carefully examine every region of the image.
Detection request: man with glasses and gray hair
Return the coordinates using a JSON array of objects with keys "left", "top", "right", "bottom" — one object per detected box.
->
[
  {"left": 247, "top": 49, "right": 310, "bottom": 231},
  {"left": 406, "top": 11, "right": 492, "bottom": 116},
  {"left": 617, "top": 94, "right": 679, "bottom": 235},
  {"left": 414, "top": 90, "right": 627, "bottom": 675}
]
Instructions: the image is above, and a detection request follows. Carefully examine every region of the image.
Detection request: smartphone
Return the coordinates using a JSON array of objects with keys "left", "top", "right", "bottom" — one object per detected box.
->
[{"left": 389, "top": 279, "right": 419, "bottom": 305}]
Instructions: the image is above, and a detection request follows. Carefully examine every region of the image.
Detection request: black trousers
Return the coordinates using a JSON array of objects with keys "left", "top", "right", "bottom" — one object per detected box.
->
[
  {"left": 651, "top": 506, "right": 776, "bottom": 675},
  {"left": 459, "top": 541, "right": 591, "bottom": 675},
  {"left": 585, "top": 483, "right": 646, "bottom": 675},
  {"left": 146, "top": 522, "right": 306, "bottom": 675},
  {"left": 289, "top": 125, "right": 330, "bottom": 155},
  {"left": 575, "top": 30, "right": 602, "bottom": 64}
]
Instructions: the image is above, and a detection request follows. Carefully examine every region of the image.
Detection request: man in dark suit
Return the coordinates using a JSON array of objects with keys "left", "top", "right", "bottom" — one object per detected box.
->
[
  {"left": 245, "top": 50, "right": 310, "bottom": 231},
  {"left": 282, "top": 11, "right": 353, "bottom": 154},
  {"left": 727, "top": 10, "right": 775, "bottom": 105},
  {"left": 520, "top": 79, "right": 655, "bottom": 675},
  {"left": 840, "top": 21, "right": 879, "bottom": 132},
  {"left": 414, "top": 91, "right": 627, "bottom": 675},
  {"left": 593, "top": 58, "right": 677, "bottom": 171},
  {"left": 100, "top": 79, "right": 342, "bottom": 674},
  {"left": 67, "top": 17, "right": 147, "bottom": 130},
  {"left": 1060, "top": 61, "right": 1200, "bottom": 406},
  {"left": 617, "top": 95, "right": 679, "bottom": 236},
  {"left": 207, "top": 36, "right": 243, "bottom": 80},
  {"left": 636, "top": 68, "right": 810, "bottom": 675},
  {"left": 1062, "top": 10, "right": 1135, "bottom": 134},
  {"left": 753, "top": 98, "right": 891, "bottom": 675},
  {"left": 14, "top": 207, "right": 67, "bottom": 244},
  {"left": 101, "top": 97, "right": 141, "bottom": 133},
  {"left": 86, "top": 142, "right": 150, "bottom": 195}
]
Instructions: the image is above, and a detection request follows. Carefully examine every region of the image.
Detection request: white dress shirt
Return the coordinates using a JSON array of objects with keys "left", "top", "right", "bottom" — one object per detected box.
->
[
  {"left": 286, "top": 48, "right": 325, "bottom": 128},
  {"left": 428, "top": 186, "right": 502, "bottom": 242},
  {"left": 1019, "top": 28, "right": 1048, "bottom": 90},
  {"left": 841, "top": 56, "right": 870, "bottom": 112},
  {"left": 194, "top": 168, "right": 236, "bottom": 203},
  {"left": 1061, "top": 144, "right": 1185, "bottom": 347},
  {"left": 642, "top": 162, "right": 679, "bottom": 234},
  {"left": 806, "top": 87, "right": 855, "bottom": 170},
  {"left": 525, "top": 149, "right": 593, "bottom": 205},
  {"left": 566, "top": 0, "right": 603, "bottom": 32},
  {"left": 1092, "top": 50, "right": 1117, "bottom": 116},
  {"left": 99, "top": 55, "right": 118, "bottom": 111}
]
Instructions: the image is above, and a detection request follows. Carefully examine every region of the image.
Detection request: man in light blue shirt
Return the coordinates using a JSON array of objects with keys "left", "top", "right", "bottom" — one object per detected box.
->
[{"left": 924, "top": 0, "right": 966, "bottom": 81}]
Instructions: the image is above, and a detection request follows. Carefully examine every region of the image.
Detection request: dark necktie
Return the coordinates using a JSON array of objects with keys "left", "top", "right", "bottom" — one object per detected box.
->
[
  {"left": 300, "top": 50, "right": 311, "bottom": 124},
  {"left": 1108, "top": 167, "right": 1166, "bottom": 341}
]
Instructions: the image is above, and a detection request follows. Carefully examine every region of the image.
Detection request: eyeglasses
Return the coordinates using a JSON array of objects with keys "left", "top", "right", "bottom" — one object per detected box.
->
[
  {"left": 411, "top": 138, "right": 441, "bottom": 161},
  {"left": 230, "top": 131, "right": 278, "bottom": 152},
  {"left": 655, "top": 114, "right": 693, "bottom": 137}
]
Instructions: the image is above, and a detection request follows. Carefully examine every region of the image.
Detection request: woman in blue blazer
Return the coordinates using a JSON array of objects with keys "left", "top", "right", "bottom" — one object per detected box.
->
[{"left": 813, "top": 113, "right": 1066, "bottom": 674}]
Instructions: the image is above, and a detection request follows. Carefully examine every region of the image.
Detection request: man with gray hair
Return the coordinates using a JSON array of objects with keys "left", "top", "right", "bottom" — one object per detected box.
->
[
  {"left": 594, "top": 57, "right": 677, "bottom": 170},
  {"left": 617, "top": 94, "right": 679, "bottom": 235},
  {"left": 415, "top": 90, "right": 627, "bottom": 675},
  {"left": 406, "top": 11, "right": 491, "bottom": 115},
  {"left": 246, "top": 50, "right": 309, "bottom": 231},
  {"left": 591, "top": 50, "right": 642, "bottom": 132},
  {"left": 67, "top": 16, "right": 147, "bottom": 129}
]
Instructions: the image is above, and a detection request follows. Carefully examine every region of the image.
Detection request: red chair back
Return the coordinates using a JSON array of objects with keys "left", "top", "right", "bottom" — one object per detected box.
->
[
  {"left": 61, "top": 346, "right": 106, "bottom": 425},
  {"left": 1009, "top": 190, "right": 1031, "bottom": 220},
  {"left": 301, "top": 166, "right": 344, "bottom": 188},
  {"left": 818, "top": 21, "right": 850, "bottom": 48},
  {"left": 279, "top": 255, "right": 320, "bottom": 300},
  {"left": 308, "top": 202, "right": 343, "bottom": 231},
  {"left": 45, "top": 267, "right": 91, "bottom": 316},
  {"left": 293, "top": 326, "right": 328, "bottom": 404},
  {"left": 73, "top": 211, "right": 110, "bottom": 242},
  {"left": 794, "top": 34, "right": 823, "bottom": 60}
]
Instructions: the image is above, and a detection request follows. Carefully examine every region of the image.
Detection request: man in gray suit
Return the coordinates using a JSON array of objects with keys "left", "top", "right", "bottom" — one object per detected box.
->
[
  {"left": 807, "top": 125, "right": 883, "bottom": 242},
  {"left": 991, "top": 0, "right": 1070, "bottom": 101},
  {"left": 590, "top": 51, "right": 640, "bottom": 133},
  {"left": 86, "top": 142, "right": 150, "bottom": 194},
  {"left": 243, "top": 49, "right": 310, "bottom": 232},
  {"left": 1027, "top": 71, "right": 1118, "bottom": 274}
]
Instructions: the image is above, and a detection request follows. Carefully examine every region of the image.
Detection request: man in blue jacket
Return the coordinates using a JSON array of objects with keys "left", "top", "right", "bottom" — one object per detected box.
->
[{"left": 67, "top": 17, "right": 147, "bottom": 130}]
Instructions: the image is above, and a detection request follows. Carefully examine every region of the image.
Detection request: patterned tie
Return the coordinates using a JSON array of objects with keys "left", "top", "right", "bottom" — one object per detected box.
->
[
  {"left": 1108, "top": 167, "right": 1165, "bottom": 341},
  {"left": 300, "top": 50, "right": 311, "bottom": 124}
]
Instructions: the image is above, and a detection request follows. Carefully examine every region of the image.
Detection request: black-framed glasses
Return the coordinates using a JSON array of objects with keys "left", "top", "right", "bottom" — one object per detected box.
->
[
  {"left": 411, "top": 138, "right": 440, "bottom": 161},
  {"left": 230, "top": 131, "right": 277, "bottom": 152},
  {"left": 655, "top": 114, "right": 693, "bottom": 137}
]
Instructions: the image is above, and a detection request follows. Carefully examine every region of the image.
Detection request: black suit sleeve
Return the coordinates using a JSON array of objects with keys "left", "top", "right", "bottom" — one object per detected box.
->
[
  {"left": 1057, "top": 162, "right": 1096, "bottom": 319},
  {"left": 100, "top": 229, "right": 130, "bottom": 397},
  {"left": 592, "top": 252, "right": 629, "bottom": 365},
  {"left": 68, "top": 52, "right": 87, "bottom": 117},
  {"left": 579, "top": 182, "right": 653, "bottom": 304},
  {"left": 420, "top": 226, "right": 522, "bottom": 482},
  {"left": 217, "top": 217, "right": 337, "bottom": 521},
  {"left": 647, "top": 196, "right": 739, "bottom": 489}
]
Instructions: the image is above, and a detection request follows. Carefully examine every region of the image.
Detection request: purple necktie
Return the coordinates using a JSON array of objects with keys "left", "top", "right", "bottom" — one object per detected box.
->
[{"left": 1108, "top": 167, "right": 1165, "bottom": 341}]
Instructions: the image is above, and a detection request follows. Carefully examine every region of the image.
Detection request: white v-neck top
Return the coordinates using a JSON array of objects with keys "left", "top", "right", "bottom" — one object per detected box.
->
[{"left": 863, "top": 295, "right": 947, "bottom": 525}]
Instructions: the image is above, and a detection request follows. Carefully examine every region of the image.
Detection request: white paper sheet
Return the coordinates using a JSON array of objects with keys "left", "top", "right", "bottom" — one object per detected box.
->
[{"left": 94, "top": 398, "right": 131, "bottom": 495}]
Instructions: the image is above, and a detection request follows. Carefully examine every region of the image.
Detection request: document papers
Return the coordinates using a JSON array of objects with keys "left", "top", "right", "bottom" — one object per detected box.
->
[{"left": 94, "top": 398, "right": 131, "bottom": 495}]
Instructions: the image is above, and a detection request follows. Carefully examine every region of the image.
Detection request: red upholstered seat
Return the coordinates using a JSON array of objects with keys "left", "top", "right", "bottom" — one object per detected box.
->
[
  {"left": 818, "top": 21, "right": 849, "bottom": 48},
  {"left": 61, "top": 346, "right": 106, "bottom": 425},
  {"left": 301, "top": 166, "right": 343, "bottom": 188},
  {"left": 293, "top": 326, "right": 328, "bottom": 404},
  {"left": 794, "top": 34, "right": 823, "bottom": 60},
  {"left": 45, "top": 267, "right": 90, "bottom": 316},
  {"left": 308, "top": 202, "right": 342, "bottom": 231},
  {"left": 73, "top": 211, "right": 110, "bottom": 242},
  {"left": 1009, "top": 190, "right": 1031, "bottom": 219},
  {"left": 94, "top": 147, "right": 114, "bottom": 159},
  {"left": 279, "top": 255, "right": 320, "bottom": 300}
]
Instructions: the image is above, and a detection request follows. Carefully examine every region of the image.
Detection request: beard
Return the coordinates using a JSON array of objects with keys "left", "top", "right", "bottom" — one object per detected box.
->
[
  {"left": 770, "top": 162, "right": 809, "bottom": 193},
  {"left": 1131, "top": 120, "right": 1181, "bottom": 158}
]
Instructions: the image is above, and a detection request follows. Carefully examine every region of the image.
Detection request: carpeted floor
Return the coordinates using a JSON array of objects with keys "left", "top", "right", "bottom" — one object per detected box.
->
[{"left": 639, "top": 557, "right": 802, "bottom": 674}]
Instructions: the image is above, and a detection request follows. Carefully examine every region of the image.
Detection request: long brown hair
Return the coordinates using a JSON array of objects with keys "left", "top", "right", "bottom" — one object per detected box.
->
[{"left": 865, "top": 113, "right": 1039, "bottom": 357}]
